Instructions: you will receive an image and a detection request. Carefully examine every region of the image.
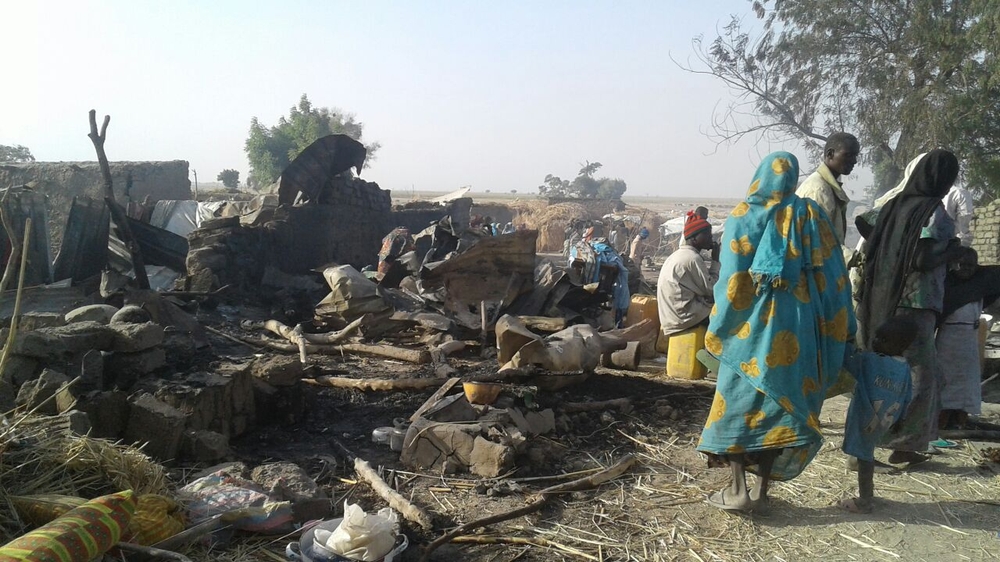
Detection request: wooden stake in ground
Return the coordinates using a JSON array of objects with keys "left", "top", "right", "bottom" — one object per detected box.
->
[
  {"left": 88, "top": 109, "right": 150, "bottom": 289},
  {"left": 419, "top": 454, "right": 638, "bottom": 561},
  {"left": 330, "top": 438, "right": 434, "bottom": 530}
]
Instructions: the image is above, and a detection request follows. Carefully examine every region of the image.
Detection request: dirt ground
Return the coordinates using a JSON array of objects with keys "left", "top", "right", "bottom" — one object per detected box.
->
[{"left": 194, "top": 315, "right": 1000, "bottom": 562}]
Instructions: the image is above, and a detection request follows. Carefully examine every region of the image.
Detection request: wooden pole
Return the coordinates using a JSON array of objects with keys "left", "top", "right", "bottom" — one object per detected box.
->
[
  {"left": 0, "top": 217, "right": 32, "bottom": 375},
  {"left": 88, "top": 109, "right": 150, "bottom": 289},
  {"left": 0, "top": 191, "right": 21, "bottom": 297},
  {"left": 330, "top": 438, "right": 433, "bottom": 530}
]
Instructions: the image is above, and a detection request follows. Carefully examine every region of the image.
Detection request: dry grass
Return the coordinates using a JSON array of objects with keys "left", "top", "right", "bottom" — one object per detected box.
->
[
  {"left": 0, "top": 373, "right": 996, "bottom": 562},
  {"left": 506, "top": 199, "right": 665, "bottom": 253},
  {"left": 0, "top": 410, "right": 170, "bottom": 542},
  {"left": 391, "top": 389, "right": 1000, "bottom": 562}
]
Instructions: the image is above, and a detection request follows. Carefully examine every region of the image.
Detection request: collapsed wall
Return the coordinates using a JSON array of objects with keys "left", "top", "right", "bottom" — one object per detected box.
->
[
  {"left": 389, "top": 198, "right": 472, "bottom": 234},
  {"left": 0, "top": 161, "right": 192, "bottom": 253}
]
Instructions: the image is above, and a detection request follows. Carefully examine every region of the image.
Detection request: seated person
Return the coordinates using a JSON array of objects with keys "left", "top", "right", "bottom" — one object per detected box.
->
[{"left": 657, "top": 212, "right": 720, "bottom": 337}]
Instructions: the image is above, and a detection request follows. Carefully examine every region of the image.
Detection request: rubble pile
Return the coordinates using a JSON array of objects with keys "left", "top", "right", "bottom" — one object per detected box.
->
[
  {"left": 401, "top": 390, "right": 556, "bottom": 478},
  {"left": 0, "top": 130, "right": 671, "bottom": 561}
]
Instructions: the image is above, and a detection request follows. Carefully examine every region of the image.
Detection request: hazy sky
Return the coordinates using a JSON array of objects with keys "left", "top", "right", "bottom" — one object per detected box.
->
[{"left": 1, "top": 1, "right": 872, "bottom": 200}]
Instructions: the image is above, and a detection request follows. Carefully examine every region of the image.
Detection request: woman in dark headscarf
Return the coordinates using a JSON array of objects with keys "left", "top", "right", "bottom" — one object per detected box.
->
[{"left": 857, "top": 149, "right": 967, "bottom": 465}]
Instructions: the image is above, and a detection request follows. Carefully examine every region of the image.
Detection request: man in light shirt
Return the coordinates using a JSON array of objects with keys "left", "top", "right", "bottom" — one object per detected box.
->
[
  {"left": 657, "top": 212, "right": 720, "bottom": 337},
  {"left": 797, "top": 132, "right": 861, "bottom": 244},
  {"left": 943, "top": 184, "right": 974, "bottom": 247}
]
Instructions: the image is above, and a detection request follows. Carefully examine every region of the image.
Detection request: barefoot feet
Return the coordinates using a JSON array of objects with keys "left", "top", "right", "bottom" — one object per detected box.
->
[
  {"left": 706, "top": 488, "right": 754, "bottom": 512},
  {"left": 837, "top": 497, "right": 873, "bottom": 514}
]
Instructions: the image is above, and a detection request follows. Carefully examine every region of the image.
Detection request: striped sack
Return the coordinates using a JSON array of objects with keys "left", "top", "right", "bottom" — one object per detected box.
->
[{"left": 0, "top": 490, "right": 136, "bottom": 562}]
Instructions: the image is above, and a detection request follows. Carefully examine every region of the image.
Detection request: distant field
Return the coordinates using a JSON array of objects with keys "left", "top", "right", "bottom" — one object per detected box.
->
[
  {"left": 202, "top": 186, "right": 740, "bottom": 218},
  {"left": 391, "top": 190, "right": 741, "bottom": 217}
]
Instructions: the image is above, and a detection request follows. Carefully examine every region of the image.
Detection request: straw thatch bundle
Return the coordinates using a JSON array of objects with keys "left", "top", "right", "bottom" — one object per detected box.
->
[
  {"left": 509, "top": 199, "right": 636, "bottom": 252},
  {"left": 0, "top": 412, "right": 170, "bottom": 542}
]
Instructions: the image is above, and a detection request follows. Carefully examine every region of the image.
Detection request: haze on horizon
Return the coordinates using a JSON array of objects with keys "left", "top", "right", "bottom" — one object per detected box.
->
[{"left": 1, "top": 1, "right": 873, "bottom": 201}]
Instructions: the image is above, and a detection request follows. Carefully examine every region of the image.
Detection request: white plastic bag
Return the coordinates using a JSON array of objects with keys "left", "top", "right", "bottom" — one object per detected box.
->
[{"left": 325, "top": 502, "right": 399, "bottom": 561}]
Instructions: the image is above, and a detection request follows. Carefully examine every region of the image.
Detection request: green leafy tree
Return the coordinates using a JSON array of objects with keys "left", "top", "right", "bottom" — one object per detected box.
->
[
  {"left": 0, "top": 144, "right": 34, "bottom": 163},
  {"left": 681, "top": 0, "right": 1000, "bottom": 199},
  {"left": 217, "top": 169, "right": 240, "bottom": 189},
  {"left": 538, "top": 174, "right": 571, "bottom": 197},
  {"left": 244, "top": 94, "right": 381, "bottom": 188},
  {"left": 538, "top": 161, "right": 627, "bottom": 200},
  {"left": 597, "top": 178, "right": 627, "bottom": 200}
]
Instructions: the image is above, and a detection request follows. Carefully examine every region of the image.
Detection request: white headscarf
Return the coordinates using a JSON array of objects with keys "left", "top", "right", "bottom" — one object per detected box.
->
[{"left": 872, "top": 152, "right": 928, "bottom": 209}]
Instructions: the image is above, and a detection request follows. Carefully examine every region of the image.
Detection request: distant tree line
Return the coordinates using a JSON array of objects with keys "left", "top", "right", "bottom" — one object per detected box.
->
[
  {"left": 0, "top": 144, "right": 34, "bottom": 163},
  {"left": 538, "top": 161, "right": 627, "bottom": 200}
]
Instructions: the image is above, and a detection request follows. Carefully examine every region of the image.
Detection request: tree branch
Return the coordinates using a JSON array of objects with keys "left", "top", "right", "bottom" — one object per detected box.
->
[{"left": 87, "top": 110, "right": 149, "bottom": 289}]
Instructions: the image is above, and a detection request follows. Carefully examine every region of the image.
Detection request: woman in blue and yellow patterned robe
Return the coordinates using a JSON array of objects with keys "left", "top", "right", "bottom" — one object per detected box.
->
[{"left": 698, "top": 151, "right": 856, "bottom": 512}]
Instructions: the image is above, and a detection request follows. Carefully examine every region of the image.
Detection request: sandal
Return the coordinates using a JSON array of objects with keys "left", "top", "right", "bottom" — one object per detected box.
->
[{"left": 929, "top": 439, "right": 958, "bottom": 449}]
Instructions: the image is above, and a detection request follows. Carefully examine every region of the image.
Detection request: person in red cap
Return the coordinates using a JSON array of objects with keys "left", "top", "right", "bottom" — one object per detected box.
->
[{"left": 657, "top": 210, "right": 720, "bottom": 337}]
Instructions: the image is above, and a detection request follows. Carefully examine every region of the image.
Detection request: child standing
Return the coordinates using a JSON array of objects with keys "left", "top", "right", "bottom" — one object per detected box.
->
[{"left": 840, "top": 316, "right": 919, "bottom": 513}]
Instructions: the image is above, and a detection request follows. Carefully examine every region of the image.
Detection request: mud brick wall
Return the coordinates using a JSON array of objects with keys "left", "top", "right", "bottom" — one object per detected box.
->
[
  {"left": 186, "top": 219, "right": 265, "bottom": 293},
  {"left": 186, "top": 176, "right": 392, "bottom": 291},
  {"left": 0, "top": 161, "right": 191, "bottom": 253},
  {"left": 269, "top": 202, "right": 389, "bottom": 273},
  {"left": 268, "top": 175, "right": 391, "bottom": 272},
  {"left": 971, "top": 200, "right": 1000, "bottom": 265}
]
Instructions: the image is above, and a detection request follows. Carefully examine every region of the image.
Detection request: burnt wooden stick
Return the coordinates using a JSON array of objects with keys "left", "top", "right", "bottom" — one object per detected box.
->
[
  {"left": 117, "top": 542, "right": 193, "bottom": 562},
  {"left": 419, "top": 454, "right": 637, "bottom": 562},
  {"left": 151, "top": 513, "right": 224, "bottom": 551},
  {"left": 330, "top": 438, "right": 433, "bottom": 530},
  {"left": 306, "top": 375, "right": 446, "bottom": 391},
  {"left": 298, "top": 316, "right": 364, "bottom": 344},
  {"left": 409, "top": 377, "right": 461, "bottom": 422},
  {"left": 940, "top": 430, "right": 1000, "bottom": 441},
  {"left": 263, "top": 318, "right": 365, "bottom": 363},
  {"left": 253, "top": 337, "right": 431, "bottom": 364},
  {"left": 560, "top": 398, "right": 633, "bottom": 414},
  {"left": 87, "top": 110, "right": 150, "bottom": 289},
  {"left": 159, "top": 284, "right": 231, "bottom": 297},
  {"left": 337, "top": 343, "right": 431, "bottom": 364}
]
